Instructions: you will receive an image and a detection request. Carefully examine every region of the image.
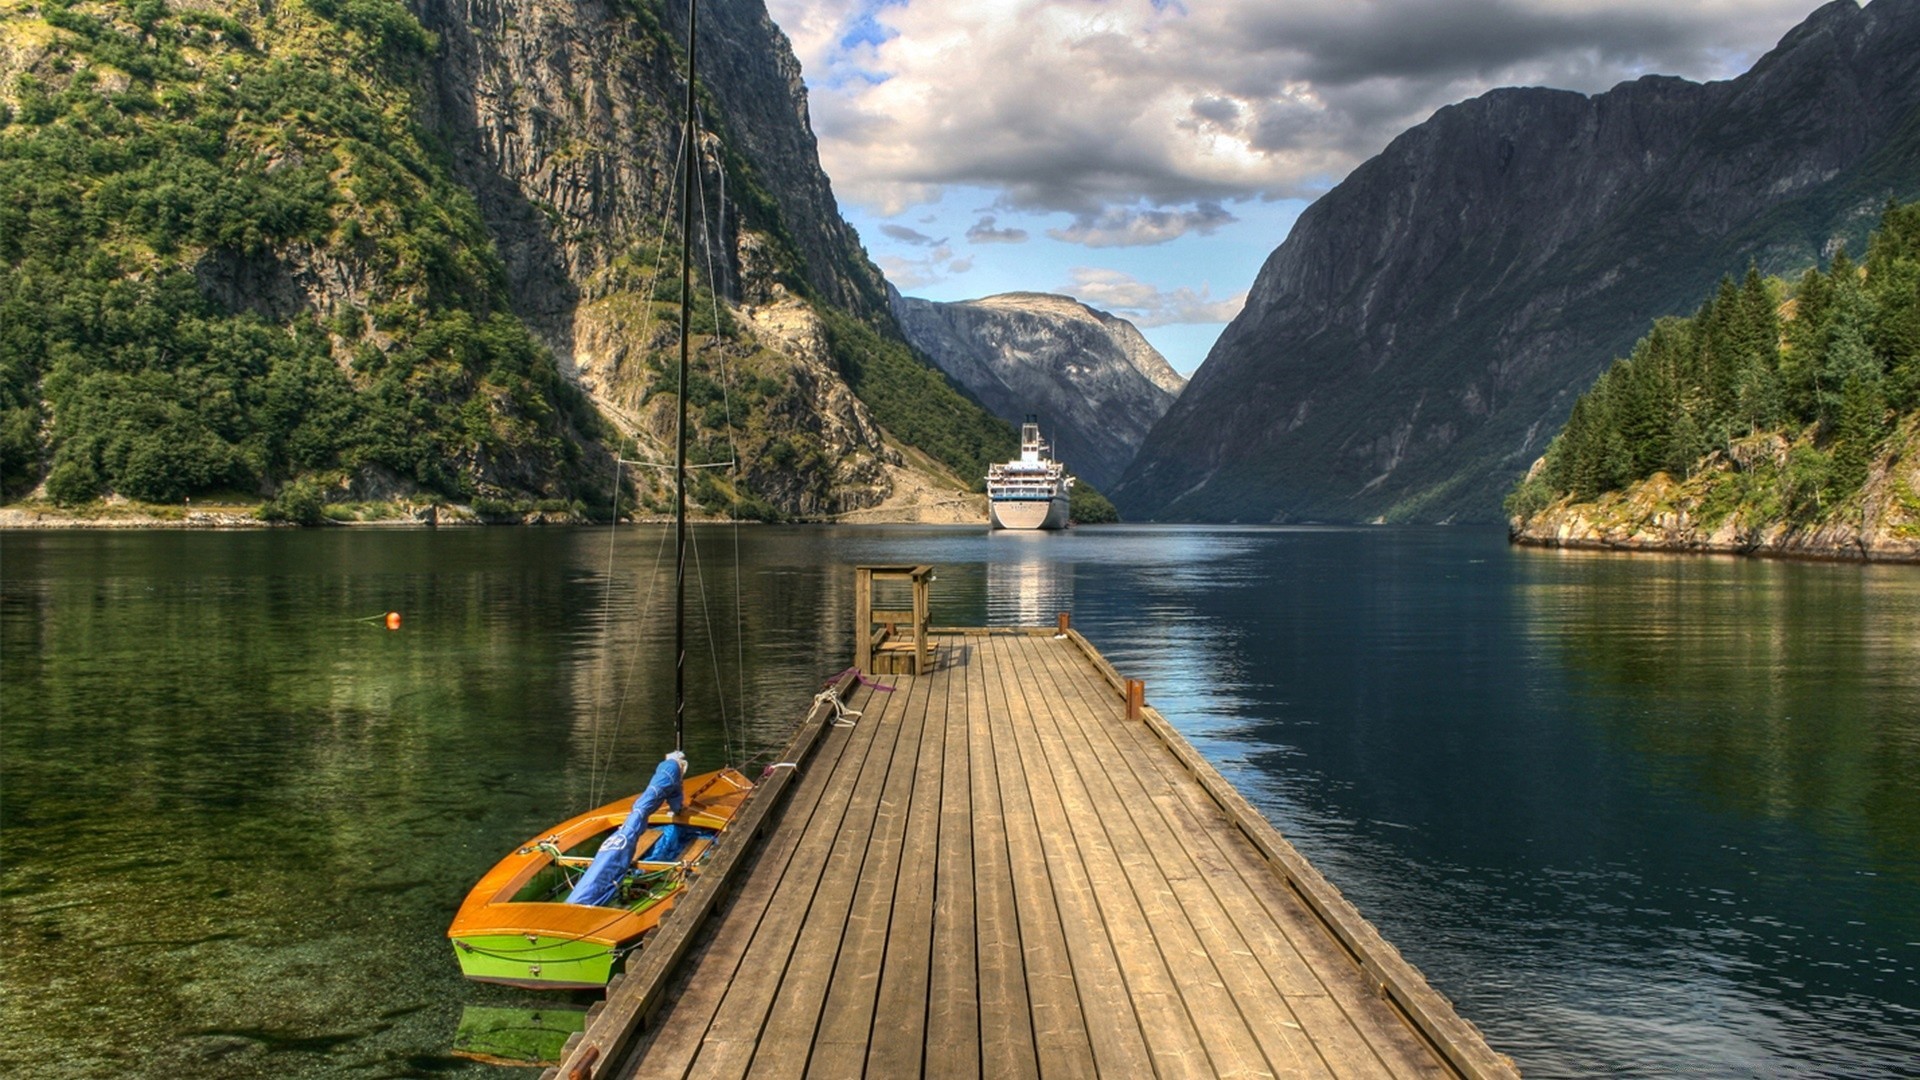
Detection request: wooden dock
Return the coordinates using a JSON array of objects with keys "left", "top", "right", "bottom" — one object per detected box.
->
[{"left": 549, "top": 628, "right": 1516, "bottom": 1079}]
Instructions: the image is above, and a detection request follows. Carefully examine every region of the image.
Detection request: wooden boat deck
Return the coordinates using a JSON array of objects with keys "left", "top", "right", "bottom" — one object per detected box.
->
[{"left": 553, "top": 629, "right": 1514, "bottom": 1079}]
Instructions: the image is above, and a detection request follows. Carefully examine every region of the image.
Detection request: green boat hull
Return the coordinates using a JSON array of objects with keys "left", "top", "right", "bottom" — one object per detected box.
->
[{"left": 450, "top": 932, "right": 620, "bottom": 990}]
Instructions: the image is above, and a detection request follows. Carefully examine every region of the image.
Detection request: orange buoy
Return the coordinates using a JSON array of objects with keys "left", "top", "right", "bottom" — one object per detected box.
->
[{"left": 385, "top": 611, "right": 402, "bottom": 631}]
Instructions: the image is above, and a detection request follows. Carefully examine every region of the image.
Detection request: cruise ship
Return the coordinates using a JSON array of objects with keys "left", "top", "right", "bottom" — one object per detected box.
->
[{"left": 986, "top": 418, "right": 1075, "bottom": 530}]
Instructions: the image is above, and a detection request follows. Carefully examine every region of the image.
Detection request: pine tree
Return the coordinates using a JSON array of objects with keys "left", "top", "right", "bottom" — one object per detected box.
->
[
  {"left": 1815, "top": 281, "right": 1880, "bottom": 426},
  {"left": 1730, "top": 267, "right": 1784, "bottom": 431},
  {"left": 1782, "top": 265, "right": 1832, "bottom": 420}
]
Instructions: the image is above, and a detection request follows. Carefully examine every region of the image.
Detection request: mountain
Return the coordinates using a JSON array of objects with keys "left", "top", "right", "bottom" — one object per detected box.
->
[
  {"left": 888, "top": 290, "right": 1185, "bottom": 490},
  {"left": 1114, "top": 0, "right": 1920, "bottom": 525},
  {"left": 0, "top": 0, "right": 1011, "bottom": 519}
]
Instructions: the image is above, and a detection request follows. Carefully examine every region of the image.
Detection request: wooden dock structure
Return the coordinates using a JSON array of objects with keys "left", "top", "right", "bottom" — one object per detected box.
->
[{"left": 548, "top": 625, "right": 1516, "bottom": 1079}]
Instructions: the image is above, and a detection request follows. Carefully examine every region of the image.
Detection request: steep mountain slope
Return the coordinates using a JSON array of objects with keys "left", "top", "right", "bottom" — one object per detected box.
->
[
  {"left": 0, "top": 0, "right": 1010, "bottom": 518},
  {"left": 1115, "top": 0, "right": 1920, "bottom": 524},
  {"left": 890, "top": 290, "right": 1184, "bottom": 489}
]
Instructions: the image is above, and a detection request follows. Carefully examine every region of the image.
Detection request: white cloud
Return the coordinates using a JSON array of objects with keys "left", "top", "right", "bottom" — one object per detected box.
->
[
  {"left": 766, "top": 0, "right": 1824, "bottom": 216},
  {"left": 877, "top": 243, "right": 972, "bottom": 291},
  {"left": 1061, "top": 267, "right": 1247, "bottom": 327}
]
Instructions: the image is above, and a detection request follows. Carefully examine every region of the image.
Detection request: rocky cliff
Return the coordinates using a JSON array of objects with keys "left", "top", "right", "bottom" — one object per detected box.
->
[
  {"left": 392, "top": 0, "right": 918, "bottom": 514},
  {"left": 889, "top": 291, "right": 1184, "bottom": 489},
  {"left": 1115, "top": 0, "right": 1920, "bottom": 525}
]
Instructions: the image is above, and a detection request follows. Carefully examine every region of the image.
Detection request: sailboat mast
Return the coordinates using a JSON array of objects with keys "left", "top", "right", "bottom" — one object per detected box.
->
[{"left": 673, "top": 0, "right": 698, "bottom": 755}]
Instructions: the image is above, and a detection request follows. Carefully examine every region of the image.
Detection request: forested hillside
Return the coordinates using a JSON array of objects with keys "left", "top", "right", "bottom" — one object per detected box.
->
[
  {"left": 1507, "top": 200, "right": 1920, "bottom": 559},
  {"left": 0, "top": 0, "right": 607, "bottom": 514},
  {"left": 0, "top": 0, "right": 1012, "bottom": 521}
]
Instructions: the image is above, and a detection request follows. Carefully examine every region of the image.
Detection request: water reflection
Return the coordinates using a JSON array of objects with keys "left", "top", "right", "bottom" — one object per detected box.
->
[
  {"left": 3, "top": 526, "right": 1917, "bottom": 1078},
  {"left": 1515, "top": 549, "right": 1920, "bottom": 875},
  {"left": 984, "top": 539, "right": 1073, "bottom": 626}
]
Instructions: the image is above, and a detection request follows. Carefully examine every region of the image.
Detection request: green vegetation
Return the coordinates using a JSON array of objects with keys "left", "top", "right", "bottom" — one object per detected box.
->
[
  {"left": 1070, "top": 482, "right": 1119, "bottom": 524},
  {"left": 0, "top": 0, "right": 606, "bottom": 508},
  {"left": 1507, "top": 200, "right": 1920, "bottom": 524},
  {"left": 817, "top": 306, "right": 1017, "bottom": 486}
]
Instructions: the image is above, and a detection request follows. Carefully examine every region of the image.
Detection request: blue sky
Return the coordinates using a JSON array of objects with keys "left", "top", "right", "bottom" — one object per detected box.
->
[{"left": 762, "top": 0, "right": 1833, "bottom": 374}]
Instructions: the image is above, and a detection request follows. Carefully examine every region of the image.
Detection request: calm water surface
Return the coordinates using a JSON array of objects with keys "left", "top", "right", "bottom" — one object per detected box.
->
[{"left": 2, "top": 525, "right": 1916, "bottom": 1077}]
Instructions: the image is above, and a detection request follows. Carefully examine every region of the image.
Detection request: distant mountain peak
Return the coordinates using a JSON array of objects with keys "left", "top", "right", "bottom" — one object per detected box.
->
[{"left": 891, "top": 291, "right": 1185, "bottom": 490}]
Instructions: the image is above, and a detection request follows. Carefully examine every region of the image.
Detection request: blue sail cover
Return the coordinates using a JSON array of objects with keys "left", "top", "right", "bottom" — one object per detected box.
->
[{"left": 566, "top": 757, "right": 685, "bottom": 907}]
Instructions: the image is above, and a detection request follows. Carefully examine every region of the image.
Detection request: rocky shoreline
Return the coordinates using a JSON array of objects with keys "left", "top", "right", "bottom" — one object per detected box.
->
[
  {"left": 1510, "top": 524, "right": 1920, "bottom": 564},
  {"left": 1508, "top": 431, "right": 1920, "bottom": 564},
  {"left": 0, "top": 472, "right": 991, "bottom": 531}
]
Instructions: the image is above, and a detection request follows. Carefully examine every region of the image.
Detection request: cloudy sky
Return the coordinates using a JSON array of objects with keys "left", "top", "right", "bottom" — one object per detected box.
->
[{"left": 761, "top": 0, "right": 1837, "bottom": 372}]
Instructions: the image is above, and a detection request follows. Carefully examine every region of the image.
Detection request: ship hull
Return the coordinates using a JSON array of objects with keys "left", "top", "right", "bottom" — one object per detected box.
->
[{"left": 989, "top": 493, "right": 1070, "bottom": 530}]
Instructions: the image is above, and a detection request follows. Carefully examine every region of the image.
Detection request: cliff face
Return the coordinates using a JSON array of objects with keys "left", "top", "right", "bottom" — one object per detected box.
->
[
  {"left": 414, "top": 0, "right": 906, "bottom": 513},
  {"left": 416, "top": 0, "right": 888, "bottom": 337},
  {"left": 1116, "top": 0, "right": 1920, "bottom": 524},
  {"left": 889, "top": 291, "right": 1184, "bottom": 489}
]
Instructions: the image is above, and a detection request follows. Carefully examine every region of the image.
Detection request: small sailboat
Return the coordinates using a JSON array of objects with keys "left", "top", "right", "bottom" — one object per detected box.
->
[
  {"left": 446, "top": 764, "right": 753, "bottom": 988},
  {"left": 447, "top": 0, "right": 752, "bottom": 990}
]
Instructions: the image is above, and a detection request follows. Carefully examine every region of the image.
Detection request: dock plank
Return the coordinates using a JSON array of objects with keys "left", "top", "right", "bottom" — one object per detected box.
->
[
  {"left": 853, "top": 658, "right": 949, "bottom": 1078},
  {"left": 986, "top": 632, "right": 1159, "bottom": 1078},
  {"left": 1028, "top": 634, "right": 1342, "bottom": 1078},
  {"left": 744, "top": 668, "right": 930, "bottom": 1080},
  {"left": 623, "top": 682, "right": 870, "bottom": 1078},
  {"left": 1021, "top": 633, "right": 1284, "bottom": 1080},
  {"left": 1023, "top": 633, "right": 1326, "bottom": 1079},
  {"left": 962, "top": 637, "right": 1042, "bottom": 1080},
  {"left": 801, "top": 663, "right": 936, "bottom": 1077},
  {"left": 684, "top": 675, "right": 910, "bottom": 1079}
]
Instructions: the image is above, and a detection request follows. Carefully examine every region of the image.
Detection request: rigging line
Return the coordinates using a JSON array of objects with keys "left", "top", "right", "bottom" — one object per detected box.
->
[
  {"left": 730, "top": 497, "right": 745, "bottom": 766},
  {"left": 590, "top": 455, "right": 623, "bottom": 813},
  {"left": 594, "top": 510, "right": 674, "bottom": 809},
  {"left": 691, "top": 100, "right": 749, "bottom": 768},
  {"left": 688, "top": 101, "right": 747, "bottom": 769},
  {"left": 672, "top": 0, "right": 702, "bottom": 758},
  {"left": 631, "top": 122, "right": 690, "bottom": 387},
  {"left": 684, "top": 512, "right": 738, "bottom": 764},
  {"left": 595, "top": 43, "right": 701, "bottom": 798},
  {"left": 585, "top": 89, "right": 690, "bottom": 811}
]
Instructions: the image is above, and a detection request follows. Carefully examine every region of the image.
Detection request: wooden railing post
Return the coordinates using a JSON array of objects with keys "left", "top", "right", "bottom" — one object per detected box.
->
[
  {"left": 1056, "top": 612, "right": 1071, "bottom": 636},
  {"left": 1125, "top": 679, "right": 1144, "bottom": 721}
]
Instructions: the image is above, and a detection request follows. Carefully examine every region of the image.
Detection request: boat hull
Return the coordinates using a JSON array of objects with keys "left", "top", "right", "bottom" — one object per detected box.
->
[
  {"left": 448, "top": 767, "right": 752, "bottom": 989},
  {"left": 989, "top": 493, "right": 1071, "bottom": 530},
  {"left": 450, "top": 932, "right": 624, "bottom": 990}
]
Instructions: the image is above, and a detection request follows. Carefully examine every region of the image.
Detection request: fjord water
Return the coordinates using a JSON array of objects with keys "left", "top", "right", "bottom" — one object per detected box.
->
[{"left": 2, "top": 526, "right": 1916, "bottom": 1077}]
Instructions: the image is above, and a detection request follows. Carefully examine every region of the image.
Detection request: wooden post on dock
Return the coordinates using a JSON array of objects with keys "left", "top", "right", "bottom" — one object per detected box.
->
[
  {"left": 1056, "top": 612, "right": 1071, "bottom": 636},
  {"left": 1125, "top": 678, "right": 1144, "bottom": 721}
]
